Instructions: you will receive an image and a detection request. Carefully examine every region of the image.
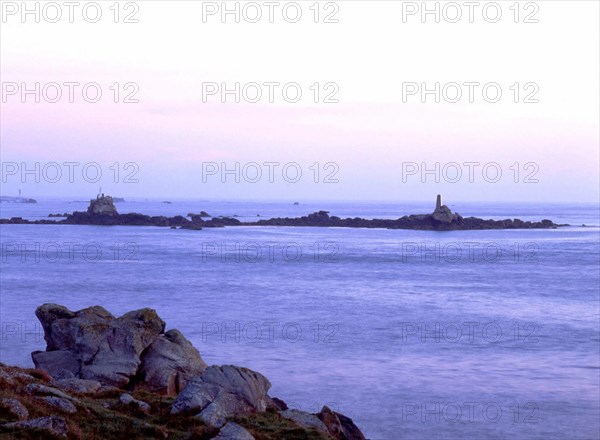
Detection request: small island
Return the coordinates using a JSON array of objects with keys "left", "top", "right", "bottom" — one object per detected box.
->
[
  {"left": 0, "top": 196, "right": 37, "bottom": 204},
  {"left": 0, "top": 194, "right": 567, "bottom": 231}
]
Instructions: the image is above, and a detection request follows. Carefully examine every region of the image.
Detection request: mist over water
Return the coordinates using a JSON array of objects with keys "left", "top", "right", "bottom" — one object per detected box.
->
[{"left": 1, "top": 200, "right": 599, "bottom": 439}]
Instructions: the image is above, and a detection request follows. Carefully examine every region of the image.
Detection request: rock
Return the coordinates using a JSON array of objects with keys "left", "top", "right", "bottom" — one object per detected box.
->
[
  {"left": 280, "top": 409, "right": 328, "bottom": 432},
  {"left": 188, "top": 211, "right": 211, "bottom": 218},
  {"left": 4, "top": 416, "right": 68, "bottom": 438},
  {"left": 54, "top": 369, "right": 76, "bottom": 380},
  {"left": 119, "top": 393, "right": 151, "bottom": 413},
  {"left": 12, "top": 372, "right": 36, "bottom": 382},
  {"left": 0, "top": 398, "right": 29, "bottom": 420},
  {"left": 25, "top": 383, "right": 75, "bottom": 401},
  {"left": 31, "top": 350, "right": 80, "bottom": 378},
  {"left": 0, "top": 367, "right": 15, "bottom": 385},
  {"left": 139, "top": 329, "right": 208, "bottom": 396},
  {"left": 33, "top": 304, "right": 165, "bottom": 387},
  {"left": 432, "top": 204, "right": 454, "bottom": 224},
  {"left": 214, "top": 422, "right": 255, "bottom": 440},
  {"left": 40, "top": 396, "right": 77, "bottom": 414},
  {"left": 53, "top": 378, "right": 102, "bottom": 394},
  {"left": 171, "top": 365, "right": 271, "bottom": 427},
  {"left": 317, "top": 406, "right": 366, "bottom": 440},
  {"left": 269, "top": 397, "right": 288, "bottom": 411},
  {"left": 119, "top": 393, "right": 135, "bottom": 404},
  {"left": 87, "top": 195, "right": 118, "bottom": 216}
]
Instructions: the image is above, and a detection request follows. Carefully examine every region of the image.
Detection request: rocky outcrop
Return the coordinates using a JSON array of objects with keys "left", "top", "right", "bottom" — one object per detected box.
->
[
  {"left": 432, "top": 195, "right": 462, "bottom": 224},
  {"left": 277, "top": 406, "right": 365, "bottom": 440},
  {"left": 280, "top": 409, "right": 329, "bottom": 432},
  {"left": 31, "top": 304, "right": 202, "bottom": 390},
  {"left": 87, "top": 195, "right": 118, "bottom": 216},
  {"left": 317, "top": 406, "right": 366, "bottom": 440},
  {"left": 13, "top": 305, "right": 367, "bottom": 439},
  {"left": 171, "top": 365, "right": 271, "bottom": 427}
]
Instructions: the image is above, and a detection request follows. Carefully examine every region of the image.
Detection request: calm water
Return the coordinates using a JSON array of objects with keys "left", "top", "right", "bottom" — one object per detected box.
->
[{"left": 1, "top": 199, "right": 599, "bottom": 439}]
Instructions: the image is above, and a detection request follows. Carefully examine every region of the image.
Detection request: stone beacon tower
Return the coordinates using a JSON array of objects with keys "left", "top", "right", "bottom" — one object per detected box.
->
[{"left": 436, "top": 194, "right": 442, "bottom": 211}]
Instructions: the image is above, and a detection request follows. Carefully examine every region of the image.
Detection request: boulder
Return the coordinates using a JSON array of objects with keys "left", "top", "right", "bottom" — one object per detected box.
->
[
  {"left": 214, "top": 422, "right": 255, "bottom": 440},
  {"left": 31, "top": 350, "right": 79, "bottom": 378},
  {"left": 39, "top": 396, "right": 77, "bottom": 414},
  {"left": 52, "top": 378, "right": 102, "bottom": 394},
  {"left": 138, "top": 329, "right": 207, "bottom": 396},
  {"left": 171, "top": 365, "right": 271, "bottom": 427},
  {"left": 280, "top": 409, "right": 328, "bottom": 432},
  {"left": 0, "top": 367, "right": 15, "bottom": 386},
  {"left": 119, "top": 393, "right": 151, "bottom": 414},
  {"left": 32, "top": 304, "right": 165, "bottom": 387},
  {"left": 25, "top": 383, "right": 75, "bottom": 401},
  {"left": 4, "top": 416, "right": 68, "bottom": 438},
  {"left": 0, "top": 398, "right": 29, "bottom": 420},
  {"left": 268, "top": 396, "right": 288, "bottom": 411},
  {"left": 317, "top": 406, "right": 366, "bottom": 440}
]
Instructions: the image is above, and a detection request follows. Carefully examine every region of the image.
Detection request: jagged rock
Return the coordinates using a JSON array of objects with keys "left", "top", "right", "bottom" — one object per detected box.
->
[
  {"left": 119, "top": 393, "right": 151, "bottom": 414},
  {"left": 280, "top": 409, "right": 328, "bottom": 432},
  {"left": 0, "top": 398, "right": 29, "bottom": 420},
  {"left": 40, "top": 396, "right": 77, "bottom": 414},
  {"left": 32, "top": 304, "right": 165, "bottom": 387},
  {"left": 87, "top": 195, "right": 118, "bottom": 216},
  {"left": 4, "top": 416, "right": 68, "bottom": 438},
  {"left": 317, "top": 406, "right": 366, "bottom": 440},
  {"left": 139, "top": 329, "right": 208, "bottom": 396},
  {"left": 214, "top": 422, "right": 255, "bottom": 440},
  {"left": 53, "top": 378, "right": 102, "bottom": 394},
  {"left": 171, "top": 365, "right": 271, "bottom": 427}
]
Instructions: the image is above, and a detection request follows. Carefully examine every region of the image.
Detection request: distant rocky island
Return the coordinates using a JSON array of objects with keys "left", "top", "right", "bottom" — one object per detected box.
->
[
  {"left": 0, "top": 194, "right": 567, "bottom": 231},
  {"left": 0, "top": 304, "right": 365, "bottom": 439},
  {"left": 0, "top": 195, "right": 36, "bottom": 204}
]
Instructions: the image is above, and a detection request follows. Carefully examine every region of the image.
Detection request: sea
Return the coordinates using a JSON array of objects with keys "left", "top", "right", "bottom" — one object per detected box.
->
[{"left": 1, "top": 198, "right": 599, "bottom": 440}]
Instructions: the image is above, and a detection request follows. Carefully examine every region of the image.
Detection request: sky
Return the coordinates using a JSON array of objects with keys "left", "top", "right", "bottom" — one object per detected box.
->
[{"left": 0, "top": 0, "right": 598, "bottom": 202}]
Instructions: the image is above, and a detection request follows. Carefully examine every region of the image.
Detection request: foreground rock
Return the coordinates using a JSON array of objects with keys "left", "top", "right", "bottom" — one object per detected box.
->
[
  {"left": 31, "top": 304, "right": 204, "bottom": 392},
  {"left": 139, "top": 329, "right": 208, "bottom": 396},
  {"left": 171, "top": 365, "right": 271, "bottom": 427},
  {"left": 4, "top": 416, "right": 68, "bottom": 438},
  {"left": 1, "top": 304, "right": 367, "bottom": 439},
  {"left": 0, "top": 398, "right": 29, "bottom": 420},
  {"left": 214, "top": 422, "right": 255, "bottom": 439},
  {"left": 318, "top": 406, "right": 367, "bottom": 440}
]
